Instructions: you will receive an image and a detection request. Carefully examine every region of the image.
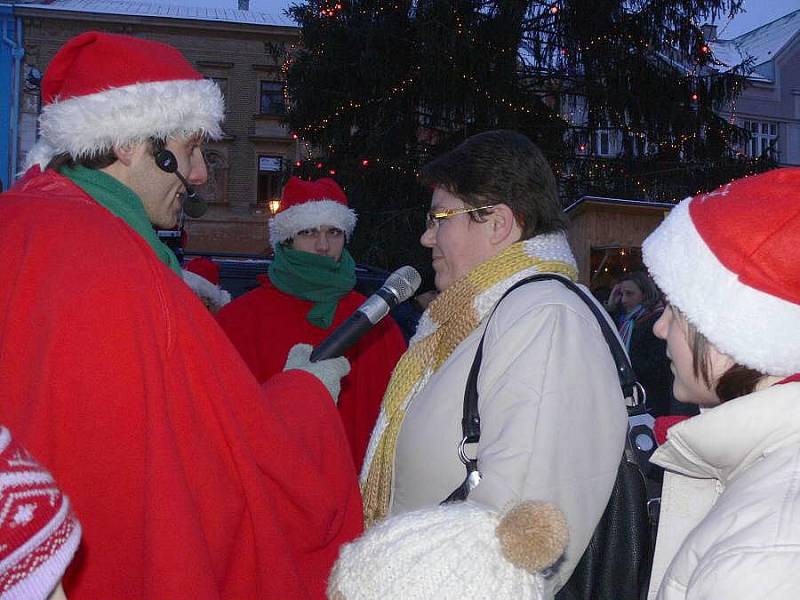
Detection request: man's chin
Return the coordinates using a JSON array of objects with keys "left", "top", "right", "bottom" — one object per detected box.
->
[{"left": 155, "top": 217, "right": 178, "bottom": 229}]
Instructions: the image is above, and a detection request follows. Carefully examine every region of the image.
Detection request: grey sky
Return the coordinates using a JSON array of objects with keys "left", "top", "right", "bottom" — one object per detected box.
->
[{"left": 171, "top": 0, "right": 798, "bottom": 39}]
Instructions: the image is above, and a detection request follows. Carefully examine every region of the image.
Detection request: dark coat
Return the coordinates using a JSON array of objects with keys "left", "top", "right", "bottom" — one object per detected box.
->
[{"left": 629, "top": 309, "right": 698, "bottom": 417}]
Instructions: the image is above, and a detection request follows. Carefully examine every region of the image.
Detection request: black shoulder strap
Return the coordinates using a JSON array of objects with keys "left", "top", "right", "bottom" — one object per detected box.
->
[{"left": 460, "top": 274, "right": 641, "bottom": 447}]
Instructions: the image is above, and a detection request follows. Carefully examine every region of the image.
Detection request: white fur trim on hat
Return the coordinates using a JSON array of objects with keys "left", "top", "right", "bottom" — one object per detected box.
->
[
  {"left": 328, "top": 501, "right": 566, "bottom": 600},
  {"left": 268, "top": 199, "right": 357, "bottom": 247},
  {"left": 643, "top": 198, "right": 800, "bottom": 376},
  {"left": 182, "top": 269, "right": 231, "bottom": 312},
  {"left": 24, "top": 78, "right": 224, "bottom": 171}
]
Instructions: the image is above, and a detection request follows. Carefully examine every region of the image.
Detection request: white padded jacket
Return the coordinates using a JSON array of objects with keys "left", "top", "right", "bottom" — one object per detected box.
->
[{"left": 648, "top": 381, "right": 800, "bottom": 600}]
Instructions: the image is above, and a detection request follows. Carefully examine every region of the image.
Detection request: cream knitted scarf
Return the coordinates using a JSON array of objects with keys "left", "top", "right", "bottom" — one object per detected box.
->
[{"left": 361, "top": 232, "right": 578, "bottom": 527}]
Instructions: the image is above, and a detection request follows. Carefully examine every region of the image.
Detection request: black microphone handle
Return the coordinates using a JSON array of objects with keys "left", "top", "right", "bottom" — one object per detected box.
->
[
  {"left": 173, "top": 170, "right": 208, "bottom": 218},
  {"left": 310, "top": 311, "right": 374, "bottom": 362},
  {"left": 173, "top": 170, "right": 196, "bottom": 199}
]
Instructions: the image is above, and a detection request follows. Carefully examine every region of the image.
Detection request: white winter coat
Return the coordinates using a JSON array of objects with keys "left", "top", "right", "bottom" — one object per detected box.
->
[
  {"left": 648, "top": 381, "right": 800, "bottom": 599},
  {"left": 391, "top": 278, "right": 628, "bottom": 592}
]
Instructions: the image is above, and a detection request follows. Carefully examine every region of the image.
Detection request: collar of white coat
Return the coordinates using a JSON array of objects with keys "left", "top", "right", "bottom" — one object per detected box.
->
[{"left": 650, "top": 381, "right": 800, "bottom": 484}]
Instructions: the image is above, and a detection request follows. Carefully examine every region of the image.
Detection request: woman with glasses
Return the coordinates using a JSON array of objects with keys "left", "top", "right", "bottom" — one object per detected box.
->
[{"left": 340, "top": 130, "right": 628, "bottom": 597}]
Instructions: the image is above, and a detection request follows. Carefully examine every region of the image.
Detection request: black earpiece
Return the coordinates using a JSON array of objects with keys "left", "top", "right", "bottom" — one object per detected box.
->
[{"left": 154, "top": 149, "right": 178, "bottom": 174}]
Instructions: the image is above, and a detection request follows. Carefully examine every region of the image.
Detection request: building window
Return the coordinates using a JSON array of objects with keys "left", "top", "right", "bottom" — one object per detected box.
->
[
  {"left": 259, "top": 81, "right": 286, "bottom": 115},
  {"left": 198, "top": 149, "right": 228, "bottom": 204},
  {"left": 258, "top": 155, "right": 283, "bottom": 209},
  {"left": 743, "top": 119, "right": 778, "bottom": 159},
  {"left": 592, "top": 129, "right": 612, "bottom": 157}
]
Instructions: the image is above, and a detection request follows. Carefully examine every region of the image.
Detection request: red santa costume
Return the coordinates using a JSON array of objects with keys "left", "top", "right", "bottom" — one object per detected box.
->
[
  {"left": 0, "top": 31, "right": 362, "bottom": 599},
  {"left": 217, "top": 178, "right": 407, "bottom": 472}
]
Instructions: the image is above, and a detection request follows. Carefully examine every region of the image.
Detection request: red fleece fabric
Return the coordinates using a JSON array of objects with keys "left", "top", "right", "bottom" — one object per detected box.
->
[
  {"left": 0, "top": 168, "right": 363, "bottom": 599},
  {"left": 217, "top": 279, "right": 406, "bottom": 473},
  {"left": 654, "top": 416, "right": 691, "bottom": 446}
]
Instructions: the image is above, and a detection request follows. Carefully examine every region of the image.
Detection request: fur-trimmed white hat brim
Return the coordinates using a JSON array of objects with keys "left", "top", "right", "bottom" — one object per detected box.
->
[
  {"left": 182, "top": 269, "right": 231, "bottom": 312},
  {"left": 269, "top": 199, "right": 357, "bottom": 247},
  {"left": 643, "top": 198, "right": 800, "bottom": 376},
  {"left": 25, "top": 78, "right": 224, "bottom": 171}
]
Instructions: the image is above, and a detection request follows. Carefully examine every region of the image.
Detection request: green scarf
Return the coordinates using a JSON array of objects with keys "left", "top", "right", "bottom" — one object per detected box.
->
[
  {"left": 60, "top": 165, "right": 182, "bottom": 277},
  {"left": 268, "top": 243, "right": 357, "bottom": 329}
]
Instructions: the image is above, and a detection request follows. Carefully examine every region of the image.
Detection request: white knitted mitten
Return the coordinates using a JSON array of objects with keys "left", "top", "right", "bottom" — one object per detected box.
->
[{"left": 283, "top": 343, "right": 351, "bottom": 404}]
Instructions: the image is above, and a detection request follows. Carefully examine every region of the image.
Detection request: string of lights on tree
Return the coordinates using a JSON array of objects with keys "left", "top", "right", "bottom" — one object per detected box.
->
[{"left": 284, "top": 0, "right": 765, "bottom": 209}]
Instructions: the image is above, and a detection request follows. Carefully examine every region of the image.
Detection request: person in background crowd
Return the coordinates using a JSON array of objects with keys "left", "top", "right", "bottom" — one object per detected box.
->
[
  {"left": 352, "top": 130, "right": 627, "bottom": 596},
  {"left": 642, "top": 168, "right": 800, "bottom": 599},
  {"left": 217, "top": 177, "right": 407, "bottom": 472},
  {"left": 182, "top": 256, "right": 231, "bottom": 313},
  {"left": 0, "top": 31, "right": 361, "bottom": 599},
  {"left": 607, "top": 271, "right": 695, "bottom": 417},
  {"left": 0, "top": 426, "right": 82, "bottom": 600}
]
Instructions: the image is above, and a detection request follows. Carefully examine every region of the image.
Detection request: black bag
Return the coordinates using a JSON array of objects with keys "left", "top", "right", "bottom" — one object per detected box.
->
[{"left": 442, "top": 274, "right": 655, "bottom": 600}]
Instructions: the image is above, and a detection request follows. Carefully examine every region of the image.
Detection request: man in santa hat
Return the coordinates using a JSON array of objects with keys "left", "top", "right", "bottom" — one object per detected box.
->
[
  {"left": 217, "top": 177, "right": 407, "bottom": 472},
  {"left": 0, "top": 31, "right": 362, "bottom": 599}
]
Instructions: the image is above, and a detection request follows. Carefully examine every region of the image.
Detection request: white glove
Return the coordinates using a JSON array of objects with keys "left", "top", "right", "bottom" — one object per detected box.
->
[{"left": 283, "top": 343, "right": 351, "bottom": 404}]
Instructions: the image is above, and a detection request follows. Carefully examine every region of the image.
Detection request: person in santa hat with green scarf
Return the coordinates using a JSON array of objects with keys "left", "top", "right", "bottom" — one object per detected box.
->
[{"left": 217, "top": 177, "right": 407, "bottom": 472}]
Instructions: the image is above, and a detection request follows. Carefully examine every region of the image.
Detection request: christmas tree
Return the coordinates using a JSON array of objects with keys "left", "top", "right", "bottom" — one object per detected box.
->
[{"left": 286, "top": 0, "right": 768, "bottom": 271}]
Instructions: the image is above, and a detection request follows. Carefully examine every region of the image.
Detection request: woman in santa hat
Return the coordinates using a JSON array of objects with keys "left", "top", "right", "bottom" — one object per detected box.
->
[{"left": 642, "top": 168, "right": 800, "bottom": 599}]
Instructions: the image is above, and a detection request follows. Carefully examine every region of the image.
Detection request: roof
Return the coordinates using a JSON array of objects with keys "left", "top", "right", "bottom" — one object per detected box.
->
[
  {"left": 564, "top": 195, "right": 676, "bottom": 214},
  {"left": 711, "top": 9, "right": 800, "bottom": 71},
  {"left": 4, "top": 0, "right": 295, "bottom": 27}
]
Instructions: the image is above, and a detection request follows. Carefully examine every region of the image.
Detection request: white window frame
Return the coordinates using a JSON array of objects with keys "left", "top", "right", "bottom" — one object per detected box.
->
[
  {"left": 742, "top": 119, "right": 778, "bottom": 159},
  {"left": 592, "top": 129, "right": 616, "bottom": 157}
]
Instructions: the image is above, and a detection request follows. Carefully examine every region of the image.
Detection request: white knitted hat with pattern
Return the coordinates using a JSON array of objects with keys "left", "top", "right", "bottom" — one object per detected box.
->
[
  {"left": 0, "top": 427, "right": 82, "bottom": 600},
  {"left": 328, "top": 500, "right": 568, "bottom": 600}
]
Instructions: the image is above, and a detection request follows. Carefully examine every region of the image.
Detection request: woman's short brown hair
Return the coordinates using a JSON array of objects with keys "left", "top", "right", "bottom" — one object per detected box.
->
[
  {"left": 419, "top": 130, "right": 568, "bottom": 239},
  {"left": 678, "top": 307, "right": 765, "bottom": 402},
  {"left": 620, "top": 271, "right": 662, "bottom": 310}
]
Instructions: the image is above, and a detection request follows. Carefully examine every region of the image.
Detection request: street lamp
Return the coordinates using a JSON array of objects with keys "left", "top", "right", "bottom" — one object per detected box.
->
[{"left": 267, "top": 198, "right": 281, "bottom": 215}]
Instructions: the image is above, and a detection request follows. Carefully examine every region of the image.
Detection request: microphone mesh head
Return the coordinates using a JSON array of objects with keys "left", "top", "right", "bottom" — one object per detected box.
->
[
  {"left": 182, "top": 196, "right": 208, "bottom": 219},
  {"left": 383, "top": 266, "right": 422, "bottom": 303}
]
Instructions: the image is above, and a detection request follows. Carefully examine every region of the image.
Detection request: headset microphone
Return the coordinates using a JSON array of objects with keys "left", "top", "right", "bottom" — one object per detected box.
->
[{"left": 154, "top": 149, "right": 208, "bottom": 218}]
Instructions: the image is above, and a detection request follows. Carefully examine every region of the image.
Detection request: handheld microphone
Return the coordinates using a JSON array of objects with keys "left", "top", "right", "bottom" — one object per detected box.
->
[
  {"left": 154, "top": 149, "right": 208, "bottom": 218},
  {"left": 310, "top": 265, "right": 421, "bottom": 362}
]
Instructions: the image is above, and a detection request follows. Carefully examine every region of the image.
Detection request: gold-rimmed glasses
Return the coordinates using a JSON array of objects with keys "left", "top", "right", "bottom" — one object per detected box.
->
[{"left": 425, "top": 204, "right": 495, "bottom": 229}]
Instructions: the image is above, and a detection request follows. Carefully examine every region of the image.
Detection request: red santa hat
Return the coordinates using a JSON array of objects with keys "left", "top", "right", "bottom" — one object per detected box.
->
[
  {"left": 181, "top": 258, "right": 231, "bottom": 312},
  {"left": 24, "top": 31, "right": 224, "bottom": 171},
  {"left": 185, "top": 257, "right": 220, "bottom": 286},
  {"left": 643, "top": 168, "right": 800, "bottom": 376},
  {"left": 0, "top": 426, "right": 82, "bottom": 599},
  {"left": 269, "top": 177, "right": 357, "bottom": 247}
]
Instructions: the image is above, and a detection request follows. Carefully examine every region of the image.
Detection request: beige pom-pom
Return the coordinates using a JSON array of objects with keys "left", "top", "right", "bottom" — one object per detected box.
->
[{"left": 496, "top": 501, "right": 569, "bottom": 573}]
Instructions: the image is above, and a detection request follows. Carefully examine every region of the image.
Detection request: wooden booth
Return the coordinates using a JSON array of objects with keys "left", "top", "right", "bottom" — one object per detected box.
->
[{"left": 565, "top": 196, "right": 674, "bottom": 298}]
